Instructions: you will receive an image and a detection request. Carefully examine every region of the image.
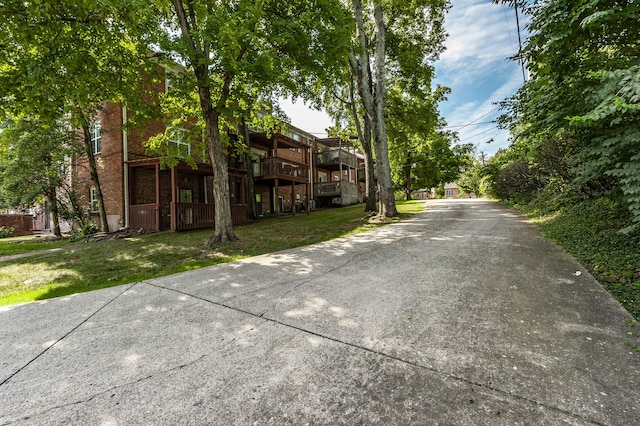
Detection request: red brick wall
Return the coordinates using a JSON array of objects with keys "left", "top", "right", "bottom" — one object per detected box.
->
[
  {"left": 0, "top": 215, "right": 33, "bottom": 236},
  {"left": 72, "top": 66, "right": 172, "bottom": 231},
  {"left": 72, "top": 103, "right": 124, "bottom": 230}
]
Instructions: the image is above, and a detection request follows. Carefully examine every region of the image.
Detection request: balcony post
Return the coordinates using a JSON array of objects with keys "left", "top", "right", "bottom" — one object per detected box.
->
[
  {"left": 155, "top": 163, "right": 161, "bottom": 231},
  {"left": 275, "top": 178, "right": 280, "bottom": 217},
  {"left": 170, "top": 166, "right": 177, "bottom": 231},
  {"left": 291, "top": 183, "right": 296, "bottom": 216}
]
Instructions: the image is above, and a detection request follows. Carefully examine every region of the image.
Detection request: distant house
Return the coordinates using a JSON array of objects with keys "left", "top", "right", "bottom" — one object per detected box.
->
[
  {"left": 444, "top": 183, "right": 475, "bottom": 199},
  {"left": 412, "top": 188, "right": 434, "bottom": 200}
]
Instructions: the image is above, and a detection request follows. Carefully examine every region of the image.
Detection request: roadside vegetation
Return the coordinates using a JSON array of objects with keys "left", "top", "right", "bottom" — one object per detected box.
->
[{"left": 0, "top": 201, "right": 422, "bottom": 307}]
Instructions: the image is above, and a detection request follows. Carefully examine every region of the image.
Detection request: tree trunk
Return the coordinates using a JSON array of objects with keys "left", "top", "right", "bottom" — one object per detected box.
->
[
  {"left": 172, "top": 0, "right": 236, "bottom": 245},
  {"left": 405, "top": 151, "right": 412, "bottom": 201},
  {"left": 371, "top": 0, "right": 397, "bottom": 217},
  {"left": 362, "top": 117, "right": 377, "bottom": 212},
  {"left": 203, "top": 108, "right": 237, "bottom": 245},
  {"left": 80, "top": 121, "right": 108, "bottom": 232},
  {"left": 350, "top": 0, "right": 397, "bottom": 218},
  {"left": 348, "top": 75, "right": 377, "bottom": 213},
  {"left": 47, "top": 189, "right": 62, "bottom": 237}
]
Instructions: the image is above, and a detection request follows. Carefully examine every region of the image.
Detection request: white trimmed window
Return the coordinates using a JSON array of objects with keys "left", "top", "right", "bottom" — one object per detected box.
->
[
  {"left": 90, "top": 188, "right": 99, "bottom": 213},
  {"left": 167, "top": 128, "right": 191, "bottom": 157},
  {"left": 90, "top": 122, "right": 101, "bottom": 155},
  {"left": 165, "top": 72, "right": 174, "bottom": 93}
]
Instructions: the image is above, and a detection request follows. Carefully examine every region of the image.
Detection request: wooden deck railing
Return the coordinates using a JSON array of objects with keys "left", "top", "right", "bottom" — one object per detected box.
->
[
  {"left": 253, "top": 157, "right": 309, "bottom": 180},
  {"left": 173, "top": 202, "right": 246, "bottom": 231},
  {"left": 315, "top": 180, "right": 358, "bottom": 197},
  {"left": 129, "top": 204, "right": 158, "bottom": 231},
  {"left": 314, "top": 150, "right": 357, "bottom": 168},
  {"left": 131, "top": 203, "right": 246, "bottom": 232}
]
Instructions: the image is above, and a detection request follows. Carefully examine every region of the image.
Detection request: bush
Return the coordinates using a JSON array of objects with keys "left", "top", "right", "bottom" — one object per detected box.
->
[
  {"left": 79, "top": 222, "right": 98, "bottom": 236},
  {"left": 0, "top": 226, "right": 14, "bottom": 238}
]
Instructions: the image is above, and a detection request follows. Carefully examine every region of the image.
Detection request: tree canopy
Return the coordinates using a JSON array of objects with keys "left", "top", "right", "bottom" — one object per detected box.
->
[{"left": 495, "top": 0, "right": 640, "bottom": 230}]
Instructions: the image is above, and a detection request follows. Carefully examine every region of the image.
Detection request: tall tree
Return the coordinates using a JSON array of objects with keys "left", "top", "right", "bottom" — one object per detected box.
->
[
  {"left": 156, "top": 0, "right": 351, "bottom": 244},
  {"left": 347, "top": 0, "right": 448, "bottom": 216},
  {"left": 349, "top": 0, "right": 397, "bottom": 218}
]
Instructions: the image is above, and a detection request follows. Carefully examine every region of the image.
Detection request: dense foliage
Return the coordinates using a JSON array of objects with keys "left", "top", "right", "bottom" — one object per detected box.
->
[{"left": 491, "top": 0, "right": 640, "bottom": 230}]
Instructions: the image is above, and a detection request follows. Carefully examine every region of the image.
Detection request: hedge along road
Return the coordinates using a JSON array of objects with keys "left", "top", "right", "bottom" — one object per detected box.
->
[{"left": 1, "top": 199, "right": 638, "bottom": 425}]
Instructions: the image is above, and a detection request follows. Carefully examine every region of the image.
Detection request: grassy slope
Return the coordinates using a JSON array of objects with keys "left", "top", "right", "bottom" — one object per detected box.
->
[{"left": 0, "top": 201, "right": 423, "bottom": 306}]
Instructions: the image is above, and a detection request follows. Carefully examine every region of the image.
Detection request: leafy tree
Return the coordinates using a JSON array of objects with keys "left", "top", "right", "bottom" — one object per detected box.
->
[
  {"left": 152, "top": 0, "right": 351, "bottom": 245},
  {"left": 349, "top": 0, "right": 397, "bottom": 218},
  {"left": 0, "top": 116, "right": 76, "bottom": 236},
  {"left": 386, "top": 80, "right": 458, "bottom": 200},
  {"left": 0, "top": 1, "right": 155, "bottom": 232},
  {"left": 497, "top": 0, "right": 640, "bottom": 228},
  {"left": 323, "top": 0, "right": 448, "bottom": 214}
]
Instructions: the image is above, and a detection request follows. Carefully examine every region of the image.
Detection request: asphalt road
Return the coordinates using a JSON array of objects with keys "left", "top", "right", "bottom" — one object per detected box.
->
[{"left": 1, "top": 199, "right": 639, "bottom": 425}]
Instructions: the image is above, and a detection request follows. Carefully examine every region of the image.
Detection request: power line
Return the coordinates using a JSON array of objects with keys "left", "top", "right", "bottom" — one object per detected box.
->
[
  {"left": 442, "top": 120, "right": 495, "bottom": 130},
  {"left": 444, "top": 107, "right": 499, "bottom": 132}
]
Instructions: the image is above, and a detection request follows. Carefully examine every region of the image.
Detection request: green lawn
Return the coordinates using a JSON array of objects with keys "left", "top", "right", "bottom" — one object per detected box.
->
[
  {"left": 0, "top": 235, "right": 70, "bottom": 256},
  {"left": 0, "top": 201, "right": 422, "bottom": 306}
]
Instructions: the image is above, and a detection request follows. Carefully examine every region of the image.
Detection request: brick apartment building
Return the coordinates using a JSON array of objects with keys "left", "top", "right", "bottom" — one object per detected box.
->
[{"left": 68, "top": 64, "right": 365, "bottom": 233}]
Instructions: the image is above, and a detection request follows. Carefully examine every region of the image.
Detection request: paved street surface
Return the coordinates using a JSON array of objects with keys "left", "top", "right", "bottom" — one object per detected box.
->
[{"left": 1, "top": 199, "right": 639, "bottom": 425}]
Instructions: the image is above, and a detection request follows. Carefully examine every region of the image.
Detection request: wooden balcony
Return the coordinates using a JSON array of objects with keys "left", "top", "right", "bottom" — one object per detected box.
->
[
  {"left": 253, "top": 157, "right": 309, "bottom": 182},
  {"left": 315, "top": 180, "right": 358, "bottom": 198},
  {"left": 314, "top": 150, "right": 357, "bottom": 168}
]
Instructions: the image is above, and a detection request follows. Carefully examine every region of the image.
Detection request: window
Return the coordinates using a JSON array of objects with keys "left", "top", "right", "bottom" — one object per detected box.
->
[
  {"left": 179, "top": 188, "right": 193, "bottom": 203},
  {"left": 165, "top": 72, "right": 174, "bottom": 93},
  {"left": 446, "top": 189, "right": 453, "bottom": 196},
  {"left": 90, "top": 188, "right": 99, "bottom": 213},
  {"left": 167, "top": 128, "right": 191, "bottom": 157},
  {"left": 90, "top": 122, "right": 101, "bottom": 155}
]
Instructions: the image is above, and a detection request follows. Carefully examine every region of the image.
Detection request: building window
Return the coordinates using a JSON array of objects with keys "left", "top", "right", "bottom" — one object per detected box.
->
[
  {"left": 446, "top": 189, "right": 453, "bottom": 196},
  {"left": 179, "top": 188, "right": 193, "bottom": 203},
  {"left": 90, "top": 122, "right": 101, "bottom": 155},
  {"left": 90, "top": 188, "right": 99, "bottom": 213},
  {"left": 167, "top": 128, "right": 191, "bottom": 157}
]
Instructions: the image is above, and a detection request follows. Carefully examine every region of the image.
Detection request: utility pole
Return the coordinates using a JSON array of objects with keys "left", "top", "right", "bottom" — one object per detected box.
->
[{"left": 515, "top": 2, "right": 527, "bottom": 83}]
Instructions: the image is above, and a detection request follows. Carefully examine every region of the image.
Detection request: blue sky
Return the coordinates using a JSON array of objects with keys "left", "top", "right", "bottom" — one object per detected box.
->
[
  {"left": 435, "top": 0, "right": 528, "bottom": 157},
  {"left": 281, "top": 0, "right": 527, "bottom": 157}
]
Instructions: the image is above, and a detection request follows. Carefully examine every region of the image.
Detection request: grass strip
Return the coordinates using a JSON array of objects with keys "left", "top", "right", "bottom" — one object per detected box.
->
[{"left": 0, "top": 201, "right": 422, "bottom": 306}]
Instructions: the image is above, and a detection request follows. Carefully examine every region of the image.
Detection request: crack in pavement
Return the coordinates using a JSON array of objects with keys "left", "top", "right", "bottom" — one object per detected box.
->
[
  {"left": 1, "top": 312, "right": 270, "bottom": 426},
  {"left": 0, "top": 283, "right": 137, "bottom": 387},
  {"left": 146, "top": 280, "right": 605, "bottom": 426}
]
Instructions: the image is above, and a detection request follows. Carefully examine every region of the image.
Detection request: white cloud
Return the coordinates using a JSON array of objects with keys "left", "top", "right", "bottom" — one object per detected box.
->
[
  {"left": 438, "top": 0, "right": 523, "bottom": 85},
  {"left": 436, "top": 0, "right": 528, "bottom": 156}
]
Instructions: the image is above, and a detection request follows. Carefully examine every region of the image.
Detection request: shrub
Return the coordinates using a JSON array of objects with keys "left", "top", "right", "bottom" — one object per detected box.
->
[{"left": 0, "top": 226, "right": 14, "bottom": 238}]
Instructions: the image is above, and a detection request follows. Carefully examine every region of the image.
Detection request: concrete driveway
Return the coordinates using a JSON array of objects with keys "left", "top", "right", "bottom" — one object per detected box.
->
[{"left": 1, "top": 199, "right": 638, "bottom": 425}]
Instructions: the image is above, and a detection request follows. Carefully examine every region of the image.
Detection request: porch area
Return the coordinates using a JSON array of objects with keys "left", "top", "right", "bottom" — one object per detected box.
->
[{"left": 127, "top": 159, "right": 247, "bottom": 232}]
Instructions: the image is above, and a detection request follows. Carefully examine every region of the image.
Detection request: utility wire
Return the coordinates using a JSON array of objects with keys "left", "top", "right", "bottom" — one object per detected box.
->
[
  {"left": 442, "top": 120, "right": 495, "bottom": 130},
  {"left": 444, "top": 107, "right": 499, "bottom": 133}
]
